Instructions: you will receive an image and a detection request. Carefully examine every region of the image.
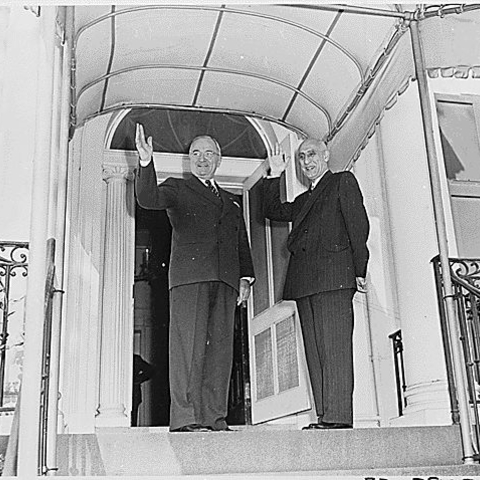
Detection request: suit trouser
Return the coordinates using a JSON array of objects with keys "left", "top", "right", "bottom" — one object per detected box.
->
[
  {"left": 169, "top": 281, "right": 236, "bottom": 430},
  {"left": 296, "top": 288, "right": 356, "bottom": 425}
]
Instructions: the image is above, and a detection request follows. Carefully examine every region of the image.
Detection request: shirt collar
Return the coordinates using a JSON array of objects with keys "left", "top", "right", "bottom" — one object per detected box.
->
[
  {"left": 310, "top": 170, "right": 328, "bottom": 190},
  {"left": 198, "top": 177, "right": 217, "bottom": 188}
]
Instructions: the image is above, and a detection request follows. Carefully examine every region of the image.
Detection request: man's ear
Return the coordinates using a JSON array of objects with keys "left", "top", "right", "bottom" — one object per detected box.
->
[{"left": 324, "top": 150, "right": 330, "bottom": 163}]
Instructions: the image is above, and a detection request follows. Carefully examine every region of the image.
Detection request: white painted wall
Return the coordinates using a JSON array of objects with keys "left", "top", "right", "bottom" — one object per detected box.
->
[
  {"left": 374, "top": 82, "right": 451, "bottom": 425},
  {"left": 353, "top": 136, "right": 401, "bottom": 426},
  {"left": 0, "top": 7, "right": 39, "bottom": 242}
]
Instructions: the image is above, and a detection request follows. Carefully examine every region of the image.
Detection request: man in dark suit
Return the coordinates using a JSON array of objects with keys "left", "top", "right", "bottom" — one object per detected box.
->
[
  {"left": 135, "top": 124, "right": 255, "bottom": 432},
  {"left": 263, "top": 138, "right": 369, "bottom": 430}
]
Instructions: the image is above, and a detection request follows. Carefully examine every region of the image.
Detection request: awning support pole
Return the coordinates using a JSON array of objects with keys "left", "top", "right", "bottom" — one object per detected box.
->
[
  {"left": 289, "top": 4, "right": 409, "bottom": 19},
  {"left": 46, "top": 7, "right": 72, "bottom": 475},
  {"left": 409, "top": 19, "right": 475, "bottom": 465}
]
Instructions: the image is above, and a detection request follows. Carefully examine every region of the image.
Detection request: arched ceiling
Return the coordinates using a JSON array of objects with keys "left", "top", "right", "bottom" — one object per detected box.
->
[{"left": 70, "top": 4, "right": 480, "bottom": 168}]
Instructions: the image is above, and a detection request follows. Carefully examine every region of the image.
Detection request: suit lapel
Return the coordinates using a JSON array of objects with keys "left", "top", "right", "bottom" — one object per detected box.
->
[
  {"left": 287, "top": 171, "right": 334, "bottom": 248},
  {"left": 219, "top": 188, "right": 240, "bottom": 217},
  {"left": 186, "top": 175, "right": 223, "bottom": 206},
  {"left": 293, "top": 170, "right": 334, "bottom": 228}
]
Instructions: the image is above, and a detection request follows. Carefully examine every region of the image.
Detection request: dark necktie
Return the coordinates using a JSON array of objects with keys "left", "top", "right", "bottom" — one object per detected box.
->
[
  {"left": 308, "top": 184, "right": 315, "bottom": 195},
  {"left": 205, "top": 179, "right": 220, "bottom": 198}
]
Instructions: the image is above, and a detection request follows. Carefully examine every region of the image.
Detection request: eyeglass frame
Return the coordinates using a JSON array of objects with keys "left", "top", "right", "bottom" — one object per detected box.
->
[{"left": 190, "top": 150, "right": 220, "bottom": 161}]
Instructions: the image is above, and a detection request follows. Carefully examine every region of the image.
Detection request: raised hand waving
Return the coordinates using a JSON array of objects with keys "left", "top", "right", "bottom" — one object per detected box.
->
[
  {"left": 135, "top": 123, "right": 154, "bottom": 166},
  {"left": 267, "top": 143, "right": 288, "bottom": 178}
]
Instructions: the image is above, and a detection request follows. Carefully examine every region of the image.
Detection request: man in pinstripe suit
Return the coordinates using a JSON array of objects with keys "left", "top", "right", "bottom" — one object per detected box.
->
[{"left": 263, "top": 138, "right": 369, "bottom": 429}]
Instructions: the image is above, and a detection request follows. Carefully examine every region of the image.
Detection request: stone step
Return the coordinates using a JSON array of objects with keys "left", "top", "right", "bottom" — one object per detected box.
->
[{"left": 55, "top": 425, "right": 466, "bottom": 476}]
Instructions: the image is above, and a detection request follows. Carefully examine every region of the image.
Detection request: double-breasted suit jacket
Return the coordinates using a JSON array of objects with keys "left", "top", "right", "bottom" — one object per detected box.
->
[
  {"left": 135, "top": 161, "right": 254, "bottom": 431},
  {"left": 263, "top": 170, "right": 369, "bottom": 300},
  {"left": 263, "top": 169, "right": 369, "bottom": 425},
  {"left": 136, "top": 161, "right": 255, "bottom": 290}
]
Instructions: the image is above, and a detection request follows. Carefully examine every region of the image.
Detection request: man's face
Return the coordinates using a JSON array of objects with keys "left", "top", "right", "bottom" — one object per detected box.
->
[
  {"left": 297, "top": 139, "right": 329, "bottom": 182},
  {"left": 189, "top": 137, "right": 221, "bottom": 180}
]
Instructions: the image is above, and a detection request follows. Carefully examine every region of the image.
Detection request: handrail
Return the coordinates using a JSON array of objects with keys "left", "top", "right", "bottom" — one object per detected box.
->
[
  {"left": 433, "top": 255, "right": 480, "bottom": 460},
  {"left": 388, "top": 329, "right": 407, "bottom": 417},
  {"left": 39, "top": 238, "right": 57, "bottom": 475},
  {"left": 451, "top": 272, "right": 480, "bottom": 298}
]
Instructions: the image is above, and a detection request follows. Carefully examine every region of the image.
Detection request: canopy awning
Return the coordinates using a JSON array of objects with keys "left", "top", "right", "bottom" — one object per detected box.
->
[
  {"left": 70, "top": 4, "right": 480, "bottom": 168},
  {"left": 421, "top": 7, "right": 480, "bottom": 79}
]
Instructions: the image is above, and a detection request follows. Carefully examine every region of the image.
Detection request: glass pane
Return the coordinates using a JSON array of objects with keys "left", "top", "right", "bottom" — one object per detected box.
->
[
  {"left": 270, "top": 221, "right": 289, "bottom": 304},
  {"left": 276, "top": 315, "right": 299, "bottom": 393},
  {"left": 451, "top": 196, "right": 480, "bottom": 257},
  {"left": 436, "top": 100, "right": 480, "bottom": 181},
  {"left": 254, "top": 329, "right": 274, "bottom": 400},
  {"left": 249, "top": 180, "right": 269, "bottom": 316},
  {"left": 111, "top": 108, "right": 267, "bottom": 158}
]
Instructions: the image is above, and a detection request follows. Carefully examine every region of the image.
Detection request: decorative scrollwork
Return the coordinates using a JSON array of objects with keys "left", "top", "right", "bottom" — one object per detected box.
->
[
  {"left": 0, "top": 243, "right": 29, "bottom": 266},
  {"left": 0, "top": 242, "right": 29, "bottom": 408},
  {"left": 450, "top": 258, "right": 480, "bottom": 290}
]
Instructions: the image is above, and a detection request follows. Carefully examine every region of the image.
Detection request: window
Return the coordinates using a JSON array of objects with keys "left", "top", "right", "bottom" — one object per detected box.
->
[
  {"left": 436, "top": 93, "right": 480, "bottom": 257},
  {"left": 436, "top": 96, "right": 480, "bottom": 182},
  {"left": 110, "top": 108, "right": 267, "bottom": 159}
]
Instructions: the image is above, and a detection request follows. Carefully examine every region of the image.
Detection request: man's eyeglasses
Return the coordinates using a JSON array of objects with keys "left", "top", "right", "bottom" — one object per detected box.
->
[{"left": 191, "top": 150, "right": 219, "bottom": 161}]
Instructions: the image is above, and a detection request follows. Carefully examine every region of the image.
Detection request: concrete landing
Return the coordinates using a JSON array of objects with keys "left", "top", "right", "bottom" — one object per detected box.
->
[{"left": 55, "top": 425, "right": 465, "bottom": 476}]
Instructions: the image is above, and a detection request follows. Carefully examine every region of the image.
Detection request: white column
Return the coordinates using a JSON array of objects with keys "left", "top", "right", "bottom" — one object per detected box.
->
[
  {"left": 96, "top": 165, "right": 135, "bottom": 426},
  {"left": 16, "top": 6, "right": 56, "bottom": 477},
  {"left": 60, "top": 120, "right": 106, "bottom": 434},
  {"left": 379, "top": 85, "right": 451, "bottom": 426}
]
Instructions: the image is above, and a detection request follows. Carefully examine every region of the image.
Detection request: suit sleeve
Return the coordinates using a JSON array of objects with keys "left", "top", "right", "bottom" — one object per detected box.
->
[
  {"left": 135, "top": 161, "right": 178, "bottom": 210},
  {"left": 133, "top": 355, "right": 156, "bottom": 384},
  {"left": 238, "top": 206, "right": 255, "bottom": 280},
  {"left": 262, "top": 176, "right": 296, "bottom": 222},
  {"left": 339, "top": 172, "right": 370, "bottom": 278}
]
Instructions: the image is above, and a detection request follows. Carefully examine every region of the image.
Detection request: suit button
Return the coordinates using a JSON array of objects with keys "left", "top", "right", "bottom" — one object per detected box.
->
[
  {"left": 304, "top": 229, "right": 308, "bottom": 233},
  {"left": 302, "top": 247, "right": 306, "bottom": 251}
]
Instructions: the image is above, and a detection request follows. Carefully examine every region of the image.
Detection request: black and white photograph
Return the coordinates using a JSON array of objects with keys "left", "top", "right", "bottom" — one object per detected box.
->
[{"left": 0, "top": 2, "right": 480, "bottom": 478}]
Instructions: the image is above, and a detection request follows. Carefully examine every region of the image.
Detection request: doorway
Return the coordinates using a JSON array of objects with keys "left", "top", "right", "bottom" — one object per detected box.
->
[
  {"left": 110, "top": 106, "right": 269, "bottom": 427},
  {"left": 133, "top": 206, "right": 171, "bottom": 426},
  {"left": 133, "top": 204, "right": 251, "bottom": 427}
]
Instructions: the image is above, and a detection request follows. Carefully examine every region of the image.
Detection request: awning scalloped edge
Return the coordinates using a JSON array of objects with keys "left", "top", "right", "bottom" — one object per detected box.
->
[
  {"left": 427, "top": 66, "right": 480, "bottom": 79},
  {"left": 348, "top": 65, "right": 480, "bottom": 168},
  {"left": 348, "top": 75, "right": 415, "bottom": 168}
]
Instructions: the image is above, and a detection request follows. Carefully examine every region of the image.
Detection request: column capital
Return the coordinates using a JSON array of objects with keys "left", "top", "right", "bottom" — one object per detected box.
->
[{"left": 102, "top": 165, "right": 134, "bottom": 183}]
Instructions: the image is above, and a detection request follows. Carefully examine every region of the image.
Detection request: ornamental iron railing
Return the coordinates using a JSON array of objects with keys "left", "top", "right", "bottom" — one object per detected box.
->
[
  {"left": 433, "top": 255, "right": 480, "bottom": 457},
  {"left": 0, "top": 242, "right": 28, "bottom": 410},
  {"left": 389, "top": 329, "right": 407, "bottom": 417},
  {"left": 1, "top": 239, "right": 60, "bottom": 475}
]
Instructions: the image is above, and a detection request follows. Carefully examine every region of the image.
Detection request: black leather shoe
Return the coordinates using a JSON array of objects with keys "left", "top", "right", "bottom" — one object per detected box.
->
[
  {"left": 303, "top": 422, "right": 352, "bottom": 430},
  {"left": 302, "top": 422, "right": 323, "bottom": 430},
  {"left": 170, "top": 424, "right": 214, "bottom": 433}
]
